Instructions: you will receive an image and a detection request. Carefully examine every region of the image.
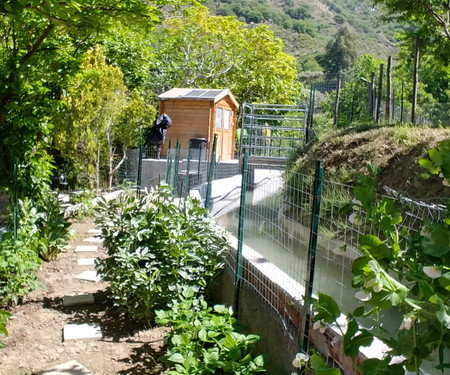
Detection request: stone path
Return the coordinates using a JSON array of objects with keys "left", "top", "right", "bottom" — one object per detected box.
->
[{"left": 40, "top": 224, "right": 103, "bottom": 375}]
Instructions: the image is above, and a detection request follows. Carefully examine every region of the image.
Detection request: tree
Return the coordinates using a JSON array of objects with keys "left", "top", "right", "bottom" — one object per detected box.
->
[
  {"left": 139, "top": 5, "right": 301, "bottom": 104},
  {"left": 0, "top": 0, "right": 197, "bottom": 197},
  {"left": 371, "top": 0, "right": 450, "bottom": 41},
  {"left": 317, "top": 25, "right": 359, "bottom": 80},
  {"left": 54, "top": 46, "right": 155, "bottom": 191}
]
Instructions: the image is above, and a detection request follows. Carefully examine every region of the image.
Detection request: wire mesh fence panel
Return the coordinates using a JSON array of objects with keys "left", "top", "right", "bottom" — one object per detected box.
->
[{"left": 214, "top": 160, "right": 449, "bottom": 374}]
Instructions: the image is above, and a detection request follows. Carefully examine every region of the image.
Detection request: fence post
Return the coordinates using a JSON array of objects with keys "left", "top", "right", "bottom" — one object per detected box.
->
[
  {"left": 376, "top": 64, "right": 384, "bottom": 123},
  {"left": 386, "top": 56, "right": 393, "bottom": 122},
  {"left": 136, "top": 142, "right": 143, "bottom": 198},
  {"left": 13, "top": 162, "right": 18, "bottom": 240},
  {"left": 165, "top": 139, "right": 172, "bottom": 185},
  {"left": 205, "top": 134, "right": 218, "bottom": 211},
  {"left": 368, "top": 72, "right": 375, "bottom": 118},
  {"left": 301, "top": 160, "right": 324, "bottom": 354},
  {"left": 173, "top": 140, "right": 180, "bottom": 194},
  {"left": 333, "top": 79, "right": 341, "bottom": 126},
  {"left": 184, "top": 140, "right": 192, "bottom": 199},
  {"left": 400, "top": 80, "right": 405, "bottom": 123},
  {"left": 412, "top": 35, "right": 420, "bottom": 124},
  {"left": 234, "top": 151, "right": 249, "bottom": 318}
]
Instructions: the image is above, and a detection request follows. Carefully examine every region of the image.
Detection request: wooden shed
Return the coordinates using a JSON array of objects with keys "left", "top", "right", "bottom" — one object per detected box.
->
[{"left": 158, "top": 88, "right": 239, "bottom": 161}]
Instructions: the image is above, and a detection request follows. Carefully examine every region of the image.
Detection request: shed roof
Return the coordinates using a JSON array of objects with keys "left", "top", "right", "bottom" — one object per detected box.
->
[{"left": 158, "top": 88, "right": 239, "bottom": 108}]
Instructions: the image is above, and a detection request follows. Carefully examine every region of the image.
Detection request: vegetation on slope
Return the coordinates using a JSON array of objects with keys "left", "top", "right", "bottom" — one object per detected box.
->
[{"left": 287, "top": 125, "right": 450, "bottom": 199}]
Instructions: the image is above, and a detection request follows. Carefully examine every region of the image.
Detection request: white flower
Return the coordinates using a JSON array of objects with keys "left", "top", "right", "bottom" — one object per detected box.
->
[
  {"left": 443, "top": 178, "right": 450, "bottom": 187},
  {"left": 292, "top": 352, "right": 310, "bottom": 368},
  {"left": 332, "top": 245, "right": 347, "bottom": 255},
  {"left": 352, "top": 198, "right": 362, "bottom": 210},
  {"left": 399, "top": 317, "right": 413, "bottom": 330},
  {"left": 355, "top": 290, "right": 372, "bottom": 302},
  {"left": 313, "top": 320, "right": 326, "bottom": 333},
  {"left": 365, "top": 278, "right": 383, "bottom": 293},
  {"left": 348, "top": 212, "right": 363, "bottom": 226},
  {"left": 423, "top": 266, "right": 442, "bottom": 279}
]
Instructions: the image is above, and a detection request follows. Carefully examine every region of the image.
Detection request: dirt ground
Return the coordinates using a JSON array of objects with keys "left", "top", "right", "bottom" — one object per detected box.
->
[{"left": 0, "top": 221, "right": 169, "bottom": 375}]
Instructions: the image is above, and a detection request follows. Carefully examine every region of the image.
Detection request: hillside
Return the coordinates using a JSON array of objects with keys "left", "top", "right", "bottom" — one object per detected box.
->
[
  {"left": 288, "top": 126, "right": 450, "bottom": 200},
  {"left": 204, "top": 0, "right": 400, "bottom": 73}
]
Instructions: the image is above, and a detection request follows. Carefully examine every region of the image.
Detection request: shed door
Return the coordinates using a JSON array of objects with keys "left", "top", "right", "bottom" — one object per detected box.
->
[{"left": 215, "top": 107, "right": 233, "bottom": 160}]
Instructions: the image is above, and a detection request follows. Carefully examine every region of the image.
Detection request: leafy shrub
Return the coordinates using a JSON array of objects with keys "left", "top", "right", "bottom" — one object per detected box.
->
[
  {"left": 0, "top": 310, "right": 10, "bottom": 349},
  {"left": 0, "top": 204, "right": 42, "bottom": 304},
  {"left": 155, "top": 287, "right": 266, "bottom": 374},
  {"left": 68, "top": 190, "right": 96, "bottom": 220},
  {"left": 35, "top": 194, "right": 72, "bottom": 261},
  {"left": 312, "top": 155, "right": 450, "bottom": 374},
  {"left": 94, "top": 187, "right": 230, "bottom": 321}
]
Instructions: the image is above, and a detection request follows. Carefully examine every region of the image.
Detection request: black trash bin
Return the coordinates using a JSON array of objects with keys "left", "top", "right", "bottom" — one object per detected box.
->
[{"left": 189, "top": 138, "right": 208, "bottom": 161}]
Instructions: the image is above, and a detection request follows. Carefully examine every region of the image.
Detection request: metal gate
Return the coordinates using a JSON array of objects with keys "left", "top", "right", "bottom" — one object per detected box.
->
[{"left": 238, "top": 103, "right": 307, "bottom": 161}]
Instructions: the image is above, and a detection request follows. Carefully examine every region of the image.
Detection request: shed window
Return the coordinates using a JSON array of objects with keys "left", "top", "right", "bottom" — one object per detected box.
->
[
  {"left": 223, "top": 109, "right": 231, "bottom": 130},
  {"left": 215, "top": 108, "right": 223, "bottom": 128}
]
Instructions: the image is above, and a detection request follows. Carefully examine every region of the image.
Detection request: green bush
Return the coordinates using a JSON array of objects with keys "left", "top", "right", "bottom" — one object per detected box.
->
[
  {"left": 155, "top": 287, "right": 266, "bottom": 374},
  {"left": 0, "top": 204, "right": 43, "bottom": 304},
  {"left": 35, "top": 194, "right": 72, "bottom": 261},
  {"left": 94, "top": 187, "right": 230, "bottom": 322},
  {"left": 0, "top": 310, "right": 11, "bottom": 348}
]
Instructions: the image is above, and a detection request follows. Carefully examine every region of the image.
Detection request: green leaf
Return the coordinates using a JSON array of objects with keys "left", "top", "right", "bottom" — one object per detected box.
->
[
  {"left": 359, "top": 358, "right": 404, "bottom": 375},
  {"left": 353, "top": 306, "right": 366, "bottom": 317},
  {"left": 428, "top": 148, "right": 443, "bottom": 164},
  {"left": 436, "top": 303, "right": 450, "bottom": 329},
  {"left": 359, "top": 235, "right": 391, "bottom": 260},
  {"left": 314, "top": 293, "right": 341, "bottom": 323},
  {"left": 167, "top": 353, "right": 186, "bottom": 364},
  {"left": 418, "top": 280, "right": 434, "bottom": 300},
  {"left": 223, "top": 333, "right": 237, "bottom": 349},
  {"left": 254, "top": 354, "right": 265, "bottom": 367},
  {"left": 418, "top": 158, "right": 433, "bottom": 170},
  {"left": 420, "top": 226, "right": 450, "bottom": 257},
  {"left": 310, "top": 353, "right": 341, "bottom": 374},
  {"left": 198, "top": 328, "right": 207, "bottom": 341},
  {"left": 438, "top": 272, "right": 450, "bottom": 291},
  {"left": 229, "top": 347, "right": 242, "bottom": 361},
  {"left": 344, "top": 318, "right": 373, "bottom": 359}
]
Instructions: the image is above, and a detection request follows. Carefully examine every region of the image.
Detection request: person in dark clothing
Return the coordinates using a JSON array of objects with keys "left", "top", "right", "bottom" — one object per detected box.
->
[{"left": 145, "top": 113, "right": 172, "bottom": 159}]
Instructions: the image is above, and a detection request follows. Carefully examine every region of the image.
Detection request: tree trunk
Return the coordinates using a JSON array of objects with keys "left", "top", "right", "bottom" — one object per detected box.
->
[
  {"left": 411, "top": 35, "right": 420, "bottom": 124},
  {"left": 96, "top": 143, "right": 100, "bottom": 196}
]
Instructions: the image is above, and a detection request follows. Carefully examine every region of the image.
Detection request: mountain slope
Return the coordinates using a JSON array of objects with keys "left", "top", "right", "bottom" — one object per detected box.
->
[{"left": 204, "top": 0, "right": 400, "bottom": 73}]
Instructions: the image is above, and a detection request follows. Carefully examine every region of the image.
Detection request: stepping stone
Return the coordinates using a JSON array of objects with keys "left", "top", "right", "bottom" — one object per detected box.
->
[
  {"left": 88, "top": 228, "right": 101, "bottom": 234},
  {"left": 37, "top": 360, "right": 92, "bottom": 375},
  {"left": 63, "top": 323, "right": 102, "bottom": 341},
  {"left": 75, "top": 270, "right": 101, "bottom": 282},
  {"left": 77, "top": 258, "right": 96, "bottom": 266},
  {"left": 75, "top": 245, "right": 98, "bottom": 253},
  {"left": 83, "top": 236, "right": 102, "bottom": 243},
  {"left": 63, "top": 293, "right": 95, "bottom": 307}
]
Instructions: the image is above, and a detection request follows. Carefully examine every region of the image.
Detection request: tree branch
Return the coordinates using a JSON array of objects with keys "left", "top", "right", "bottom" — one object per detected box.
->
[
  {"left": 416, "top": 0, "right": 450, "bottom": 39},
  {"left": 21, "top": 23, "right": 55, "bottom": 64}
]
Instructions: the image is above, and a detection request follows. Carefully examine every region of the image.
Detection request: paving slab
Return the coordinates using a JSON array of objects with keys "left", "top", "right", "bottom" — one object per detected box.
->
[
  {"left": 77, "top": 258, "right": 96, "bottom": 266},
  {"left": 63, "top": 323, "right": 102, "bottom": 341},
  {"left": 37, "top": 360, "right": 92, "bottom": 375},
  {"left": 75, "top": 245, "right": 98, "bottom": 253},
  {"left": 62, "top": 293, "right": 95, "bottom": 307},
  {"left": 87, "top": 228, "right": 101, "bottom": 234},
  {"left": 83, "top": 236, "right": 102, "bottom": 243},
  {"left": 75, "top": 270, "right": 101, "bottom": 282}
]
